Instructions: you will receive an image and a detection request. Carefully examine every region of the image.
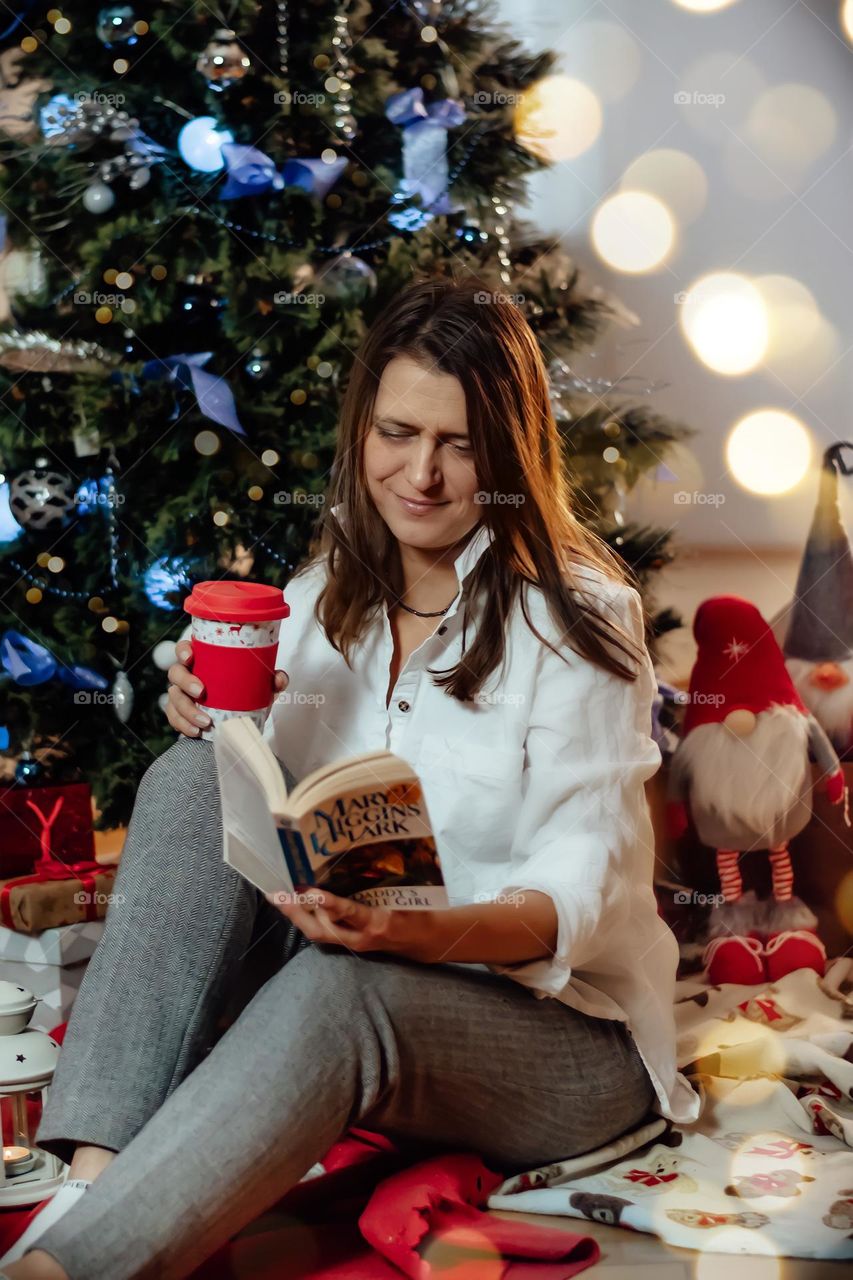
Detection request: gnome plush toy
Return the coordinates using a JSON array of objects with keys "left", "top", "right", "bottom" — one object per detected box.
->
[
  {"left": 783, "top": 442, "right": 853, "bottom": 755},
  {"left": 666, "top": 595, "right": 848, "bottom": 986}
]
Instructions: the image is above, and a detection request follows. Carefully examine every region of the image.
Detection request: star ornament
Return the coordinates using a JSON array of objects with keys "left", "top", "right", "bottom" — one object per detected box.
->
[{"left": 724, "top": 636, "right": 749, "bottom": 662}]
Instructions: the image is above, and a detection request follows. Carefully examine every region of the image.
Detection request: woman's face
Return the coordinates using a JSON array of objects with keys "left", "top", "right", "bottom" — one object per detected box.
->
[{"left": 363, "top": 354, "right": 481, "bottom": 554}]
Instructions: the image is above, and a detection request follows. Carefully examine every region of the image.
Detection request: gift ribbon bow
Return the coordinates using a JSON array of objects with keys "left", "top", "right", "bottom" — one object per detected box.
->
[
  {"left": 141, "top": 353, "right": 245, "bottom": 436},
  {"left": 0, "top": 629, "right": 107, "bottom": 690},
  {"left": 385, "top": 87, "right": 465, "bottom": 221},
  {"left": 219, "top": 143, "right": 348, "bottom": 202}
]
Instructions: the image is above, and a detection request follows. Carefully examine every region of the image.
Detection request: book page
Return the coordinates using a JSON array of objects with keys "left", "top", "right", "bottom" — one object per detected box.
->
[
  {"left": 223, "top": 830, "right": 289, "bottom": 897},
  {"left": 213, "top": 730, "right": 293, "bottom": 894},
  {"left": 221, "top": 718, "right": 289, "bottom": 810},
  {"left": 286, "top": 749, "right": 397, "bottom": 815}
]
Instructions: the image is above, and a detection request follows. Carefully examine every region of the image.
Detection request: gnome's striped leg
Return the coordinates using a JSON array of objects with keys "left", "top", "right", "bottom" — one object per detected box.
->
[
  {"left": 716, "top": 849, "right": 743, "bottom": 902},
  {"left": 768, "top": 843, "right": 794, "bottom": 901}
]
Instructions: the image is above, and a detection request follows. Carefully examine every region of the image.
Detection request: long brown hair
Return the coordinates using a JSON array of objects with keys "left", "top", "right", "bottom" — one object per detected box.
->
[{"left": 293, "top": 274, "right": 647, "bottom": 702}]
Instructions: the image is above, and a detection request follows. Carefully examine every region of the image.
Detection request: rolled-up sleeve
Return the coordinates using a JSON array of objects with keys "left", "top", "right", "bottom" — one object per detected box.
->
[{"left": 487, "top": 577, "right": 662, "bottom": 996}]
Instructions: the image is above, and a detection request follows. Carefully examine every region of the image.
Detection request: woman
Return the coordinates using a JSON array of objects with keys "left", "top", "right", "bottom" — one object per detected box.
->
[{"left": 2, "top": 276, "right": 700, "bottom": 1280}]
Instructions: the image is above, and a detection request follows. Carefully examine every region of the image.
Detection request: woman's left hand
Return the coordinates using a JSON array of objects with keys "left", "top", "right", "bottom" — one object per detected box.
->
[
  {"left": 265, "top": 885, "right": 559, "bottom": 967},
  {"left": 265, "top": 886, "right": 406, "bottom": 955}
]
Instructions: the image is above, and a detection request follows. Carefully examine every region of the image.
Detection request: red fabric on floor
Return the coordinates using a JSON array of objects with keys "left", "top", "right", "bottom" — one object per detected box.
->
[
  {"left": 1, "top": 1024, "right": 599, "bottom": 1279},
  {"left": 192, "top": 1148, "right": 599, "bottom": 1280}
]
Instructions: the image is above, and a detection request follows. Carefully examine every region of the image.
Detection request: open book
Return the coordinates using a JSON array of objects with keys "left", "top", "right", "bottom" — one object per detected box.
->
[{"left": 211, "top": 717, "right": 448, "bottom": 909}]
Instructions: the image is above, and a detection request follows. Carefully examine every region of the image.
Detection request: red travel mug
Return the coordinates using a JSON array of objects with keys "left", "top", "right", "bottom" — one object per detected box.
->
[{"left": 182, "top": 581, "right": 290, "bottom": 739}]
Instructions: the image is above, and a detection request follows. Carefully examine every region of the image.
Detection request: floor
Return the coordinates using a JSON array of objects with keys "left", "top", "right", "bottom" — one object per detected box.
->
[{"left": 494, "top": 1208, "right": 850, "bottom": 1278}]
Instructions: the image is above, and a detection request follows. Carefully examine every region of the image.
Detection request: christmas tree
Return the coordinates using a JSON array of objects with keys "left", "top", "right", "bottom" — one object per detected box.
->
[{"left": 0, "top": 0, "right": 692, "bottom": 827}]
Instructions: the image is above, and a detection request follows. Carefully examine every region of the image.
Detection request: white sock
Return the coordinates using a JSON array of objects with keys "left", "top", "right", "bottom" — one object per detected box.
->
[{"left": 0, "top": 1178, "right": 91, "bottom": 1265}]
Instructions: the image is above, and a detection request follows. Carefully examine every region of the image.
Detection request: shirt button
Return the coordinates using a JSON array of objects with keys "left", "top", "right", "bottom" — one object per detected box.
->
[
  {"left": 437, "top": 625, "right": 447, "bottom": 635},
  {"left": 397, "top": 699, "right": 410, "bottom": 713}
]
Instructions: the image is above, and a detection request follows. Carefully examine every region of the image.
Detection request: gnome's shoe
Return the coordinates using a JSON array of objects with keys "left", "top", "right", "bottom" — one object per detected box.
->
[
  {"left": 703, "top": 934, "right": 766, "bottom": 985},
  {"left": 764, "top": 930, "right": 827, "bottom": 981}
]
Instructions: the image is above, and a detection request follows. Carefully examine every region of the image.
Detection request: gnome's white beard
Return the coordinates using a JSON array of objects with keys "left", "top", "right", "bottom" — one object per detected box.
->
[
  {"left": 679, "top": 704, "right": 810, "bottom": 835},
  {"left": 786, "top": 656, "right": 853, "bottom": 751}
]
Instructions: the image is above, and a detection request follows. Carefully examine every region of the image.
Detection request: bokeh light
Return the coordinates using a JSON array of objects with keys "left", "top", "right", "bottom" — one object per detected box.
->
[
  {"left": 591, "top": 191, "right": 675, "bottom": 273},
  {"left": 726, "top": 411, "right": 812, "bottom": 496},
  {"left": 620, "top": 148, "right": 708, "bottom": 225},
  {"left": 835, "top": 869, "right": 853, "bottom": 934},
  {"left": 177, "top": 115, "right": 234, "bottom": 172},
  {"left": 679, "top": 272, "right": 768, "bottom": 375},
  {"left": 754, "top": 276, "right": 821, "bottom": 350},
  {"left": 752, "top": 275, "right": 840, "bottom": 390},
  {"left": 677, "top": 53, "right": 765, "bottom": 143},
  {"left": 673, "top": 0, "right": 740, "bottom": 10},
  {"left": 744, "top": 84, "right": 836, "bottom": 183},
  {"left": 514, "top": 76, "right": 602, "bottom": 162},
  {"left": 843, "top": 0, "right": 853, "bottom": 43},
  {"left": 0, "top": 481, "right": 22, "bottom": 544}
]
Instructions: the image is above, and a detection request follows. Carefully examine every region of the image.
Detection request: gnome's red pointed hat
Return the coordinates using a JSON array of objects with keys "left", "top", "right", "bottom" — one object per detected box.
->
[{"left": 683, "top": 595, "right": 806, "bottom": 736}]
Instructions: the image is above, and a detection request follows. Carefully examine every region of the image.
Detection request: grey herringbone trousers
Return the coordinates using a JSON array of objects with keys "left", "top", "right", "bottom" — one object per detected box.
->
[{"left": 32, "top": 736, "right": 655, "bottom": 1280}]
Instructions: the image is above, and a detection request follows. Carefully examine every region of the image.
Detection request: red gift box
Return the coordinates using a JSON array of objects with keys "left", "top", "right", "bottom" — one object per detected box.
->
[{"left": 0, "top": 782, "right": 95, "bottom": 878}]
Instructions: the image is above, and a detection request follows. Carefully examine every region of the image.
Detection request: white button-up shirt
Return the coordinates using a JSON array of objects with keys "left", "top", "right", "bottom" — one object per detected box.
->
[{"left": 264, "top": 506, "right": 701, "bottom": 1125}]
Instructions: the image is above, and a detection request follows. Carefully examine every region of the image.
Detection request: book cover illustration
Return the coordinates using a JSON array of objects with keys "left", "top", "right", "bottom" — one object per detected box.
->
[{"left": 277, "top": 778, "right": 446, "bottom": 909}]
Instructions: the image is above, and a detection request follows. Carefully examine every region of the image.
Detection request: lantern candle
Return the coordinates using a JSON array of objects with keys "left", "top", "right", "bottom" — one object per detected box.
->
[
  {"left": 3, "top": 1145, "right": 36, "bottom": 1175},
  {"left": 0, "top": 980, "right": 64, "bottom": 1204}
]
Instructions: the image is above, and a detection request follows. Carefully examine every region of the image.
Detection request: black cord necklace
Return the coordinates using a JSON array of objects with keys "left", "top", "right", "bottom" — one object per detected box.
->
[{"left": 396, "top": 590, "right": 460, "bottom": 618}]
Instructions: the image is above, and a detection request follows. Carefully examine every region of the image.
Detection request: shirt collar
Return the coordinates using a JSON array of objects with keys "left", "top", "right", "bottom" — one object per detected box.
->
[{"left": 329, "top": 502, "right": 494, "bottom": 587}]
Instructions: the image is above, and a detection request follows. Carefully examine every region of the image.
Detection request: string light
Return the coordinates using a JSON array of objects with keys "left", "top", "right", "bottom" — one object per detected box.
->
[
  {"left": 489, "top": 193, "right": 513, "bottom": 284},
  {"left": 9, "top": 559, "right": 108, "bottom": 600},
  {"left": 276, "top": 0, "right": 289, "bottom": 80},
  {"left": 327, "top": 6, "right": 357, "bottom": 144}
]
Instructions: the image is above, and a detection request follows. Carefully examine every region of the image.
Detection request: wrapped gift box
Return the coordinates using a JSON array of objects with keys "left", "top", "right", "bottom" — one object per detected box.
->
[
  {"left": 0, "top": 865, "right": 117, "bottom": 933},
  {"left": 0, "top": 781, "right": 95, "bottom": 876},
  {"left": 0, "top": 920, "right": 105, "bottom": 1032}
]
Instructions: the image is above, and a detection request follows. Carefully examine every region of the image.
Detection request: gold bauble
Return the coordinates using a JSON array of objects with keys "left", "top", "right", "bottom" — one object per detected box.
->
[{"left": 196, "top": 29, "right": 251, "bottom": 87}]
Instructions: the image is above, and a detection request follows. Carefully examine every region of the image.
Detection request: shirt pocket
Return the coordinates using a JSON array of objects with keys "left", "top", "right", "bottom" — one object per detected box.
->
[
  {"left": 414, "top": 733, "right": 524, "bottom": 872},
  {"left": 417, "top": 733, "right": 521, "bottom": 781}
]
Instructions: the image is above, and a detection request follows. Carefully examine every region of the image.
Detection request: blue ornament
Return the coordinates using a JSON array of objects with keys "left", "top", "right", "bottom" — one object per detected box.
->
[
  {"left": 0, "top": 481, "right": 22, "bottom": 545},
  {"left": 74, "top": 478, "right": 98, "bottom": 516},
  {"left": 144, "top": 555, "right": 193, "bottom": 609},
  {"left": 74, "top": 475, "right": 115, "bottom": 517},
  {"left": 1, "top": 631, "right": 56, "bottom": 685},
  {"left": 57, "top": 664, "right": 109, "bottom": 691},
  {"left": 456, "top": 224, "right": 488, "bottom": 245},
  {"left": 388, "top": 204, "right": 433, "bottom": 232},
  {"left": 39, "top": 93, "right": 78, "bottom": 140},
  {"left": 14, "top": 752, "right": 42, "bottom": 785},
  {"left": 96, "top": 5, "right": 138, "bottom": 47},
  {"left": 177, "top": 116, "right": 234, "bottom": 173}
]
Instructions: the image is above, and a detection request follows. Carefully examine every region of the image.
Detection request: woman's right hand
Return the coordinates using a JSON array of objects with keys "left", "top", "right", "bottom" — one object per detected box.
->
[{"left": 166, "top": 640, "right": 289, "bottom": 737}]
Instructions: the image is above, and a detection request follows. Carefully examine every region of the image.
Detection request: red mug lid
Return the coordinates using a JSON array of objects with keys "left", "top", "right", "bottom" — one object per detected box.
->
[{"left": 183, "top": 581, "right": 290, "bottom": 623}]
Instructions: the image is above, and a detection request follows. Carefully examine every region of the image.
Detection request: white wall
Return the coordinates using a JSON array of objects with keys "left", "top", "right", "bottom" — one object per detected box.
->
[{"left": 494, "top": 0, "right": 853, "bottom": 553}]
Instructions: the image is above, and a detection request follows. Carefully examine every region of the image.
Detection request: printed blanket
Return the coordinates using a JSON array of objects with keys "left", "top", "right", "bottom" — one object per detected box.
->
[{"left": 487, "top": 958, "right": 853, "bottom": 1261}]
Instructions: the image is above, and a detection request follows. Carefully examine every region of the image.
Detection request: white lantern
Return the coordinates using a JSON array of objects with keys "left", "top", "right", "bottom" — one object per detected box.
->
[{"left": 0, "top": 980, "right": 63, "bottom": 1205}]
